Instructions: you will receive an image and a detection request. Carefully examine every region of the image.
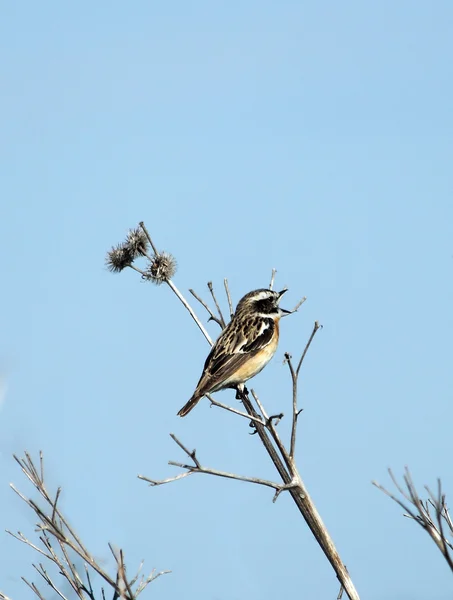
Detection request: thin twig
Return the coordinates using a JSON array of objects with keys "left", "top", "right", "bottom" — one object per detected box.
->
[
  {"left": 121, "top": 549, "right": 135, "bottom": 600},
  {"left": 51, "top": 487, "right": 61, "bottom": 524},
  {"left": 189, "top": 289, "right": 223, "bottom": 327},
  {"left": 141, "top": 433, "right": 290, "bottom": 497},
  {"left": 167, "top": 460, "right": 289, "bottom": 494},
  {"left": 166, "top": 279, "right": 213, "bottom": 345},
  {"left": 224, "top": 279, "right": 234, "bottom": 319},
  {"left": 287, "top": 321, "right": 322, "bottom": 458},
  {"left": 139, "top": 221, "right": 159, "bottom": 256},
  {"left": 296, "top": 321, "right": 321, "bottom": 375},
  {"left": 138, "top": 471, "right": 194, "bottom": 486},
  {"left": 169, "top": 432, "right": 201, "bottom": 468},
  {"left": 8, "top": 452, "right": 170, "bottom": 600},
  {"left": 373, "top": 469, "right": 453, "bottom": 572},
  {"left": 128, "top": 264, "right": 147, "bottom": 277},
  {"left": 21, "top": 579, "right": 46, "bottom": 600},
  {"left": 207, "top": 394, "right": 265, "bottom": 425},
  {"left": 249, "top": 388, "right": 268, "bottom": 421},
  {"left": 269, "top": 268, "right": 277, "bottom": 290},
  {"left": 33, "top": 563, "right": 70, "bottom": 600},
  {"left": 39, "top": 451, "right": 44, "bottom": 485},
  {"left": 253, "top": 391, "right": 296, "bottom": 477},
  {"left": 207, "top": 281, "right": 226, "bottom": 328},
  {"left": 285, "top": 353, "right": 298, "bottom": 459},
  {"left": 6, "top": 530, "right": 54, "bottom": 561},
  {"left": 281, "top": 296, "right": 307, "bottom": 317}
]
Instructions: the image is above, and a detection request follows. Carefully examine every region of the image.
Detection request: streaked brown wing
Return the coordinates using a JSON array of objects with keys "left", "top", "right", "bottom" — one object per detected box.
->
[{"left": 195, "top": 318, "right": 275, "bottom": 396}]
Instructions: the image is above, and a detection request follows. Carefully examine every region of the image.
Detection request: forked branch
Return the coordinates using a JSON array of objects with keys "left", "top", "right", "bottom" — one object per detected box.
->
[
  {"left": 138, "top": 433, "right": 295, "bottom": 503},
  {"left": 285, "top": 320, "right": 322, "bottom": 459},
  {"left": 107, "top": 223, "right": 361, "bottom": 600},
  {"left": 6, "top": 451, "right": 170, "bottom": 600},
  {"left": 373, "top": 468, "right": 453, "bottom": 571}
]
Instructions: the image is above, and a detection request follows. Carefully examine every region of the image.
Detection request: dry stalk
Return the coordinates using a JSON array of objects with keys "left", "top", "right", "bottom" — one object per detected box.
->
[
  {"left": 5, "top": 452, "right": 170, "bottom": 600},
  {"left": 106, "top": 222, "right": 360, "bottom": 600},
  {"left": 373, "top": 468, "right": 453, "bottom": 571}
]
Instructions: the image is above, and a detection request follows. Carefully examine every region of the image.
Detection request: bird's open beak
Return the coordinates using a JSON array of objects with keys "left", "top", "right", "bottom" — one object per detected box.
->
[{"left": 277, "top": 288, "right": 292, "bottom": 314}]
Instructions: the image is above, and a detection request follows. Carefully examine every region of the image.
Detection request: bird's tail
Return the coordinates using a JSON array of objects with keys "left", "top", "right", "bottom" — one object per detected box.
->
[{"left": 177, "top": 394, "right": 202, "bottom": 417}]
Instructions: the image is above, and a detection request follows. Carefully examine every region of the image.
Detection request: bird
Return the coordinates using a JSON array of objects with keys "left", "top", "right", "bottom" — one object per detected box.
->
[{"left": 177, "top": 288, "right": 290, "bottom": 417}]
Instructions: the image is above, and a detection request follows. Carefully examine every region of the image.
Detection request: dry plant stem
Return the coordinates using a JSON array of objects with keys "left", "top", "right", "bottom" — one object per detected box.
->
[
  {"left": 137, "top": 222, "right": 213, "bottom": 344},
  {"left": 223, "top": 279, "right": 234, "bottom": 319},
  {"left": 138, "top": 221, "right": 159, "bottom": 256},
  {"left": 287, "top": 321, "right": 322, "bottom": 459},
  {"left": 189, "top": 289, "right": 223, "bottom": 327},
  {"left": 286, "top": 357, "right": 299, "bottom": 460},
  {"left": 139, "top": 470, "right": 194, "bottom": 486},
  {"left": 287, "top": 296, "right": 307, "bottom": 315},
  {"left": 249, "top": 389, "right": 293, "bottom": 475},
  {"left": 22, "top": 579, "right": 46, "bottom": 600},
  {"left": 9, "top": 483, "right": 120, "bottom": 593},
  {"left": 207, "top": 281, "right": 226, "bottom": 328},
  {"left": 167, "top": 459, "right": 287, "bottom": 494},
  {"left": 156, "top": 276, "right": 359, "bottom": 599},
  {"left": 373, "top": 468, "right": 453, "bottom": 572},
  {"left": 8, "top": 452, "right": 170, "bottom": 600},
  {"left": 207, "top": 393, "right": 265, "bottom": 425},
  {"left": 141, "top": 433, "right": 289, "bottom": 498},
  {"left": 33, "top": 563, "right": 69, "bottom": 600},
  {"left": 269, "top": 268, "right": 277, "bottom": 290},
  {"left": 238, "top": 389, "right": 358, "bottom": 600},
  {"left": 166, "top": 279, "right": 213, "bottom": 345}
]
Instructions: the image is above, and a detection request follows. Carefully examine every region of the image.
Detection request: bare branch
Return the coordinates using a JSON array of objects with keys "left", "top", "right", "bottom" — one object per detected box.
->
[
  {"left": 223, "top": 278, "right": 234, "bottom": 319},
  {"left": 33, "top": 563, "right": 70, "bottom": 600},
  {"left": 138, "top": 471, "right": 194, "bottom": 486},
  {"left": 249, "top": 388, "right": 269, "bottom": 421},
  {"left": 138, "top": 221, "right": 159, "bottom": 256},
  {"left": 282, "top": 296, "right": 307, "bottom": 317},
  {"left": 284, "top": 353, "right": 298, "bottom": 459},
  {"left": 269, "top": 268, "right": 277, "bottom": 290},
  {"left": 166, "top": 279, "right": 213, "bottom": 345},
  {"left": 22, "top": 578, "right": 47, "bottom": 600},
  {"left": 251, "top": 389, "right": 295, "bottom": 476},
  {"left": 296, "top": 321, "right": 321, "bottom": 376},
  {"left": 207, "top": 281, "right": 226, "bottom": 328},
  {"left": 6, "top": 529, "right": 54, "bottom": 562},
  {"left": 189, "top": 289, "right": 223, "bottom": 327},
  {"left": 207, "top": 394, "right": 265, "bottom": 425},
  {"left": 108, "top": 224, "right": 360, "bottom": 600},
  {"left": 167, "top": 459, "right": 288, "bottom": 494},
  {"left": 128, "top": 264, "right": 147, "bottom": 277},
  {"left": 373, "top": 468, "right": 453, "bottom": 572},
  {"left": 285, "top": 321, "right": 322, "bottom": 458},
  {"left": 51, "top": 487, "right": 62, "bottom": 524},
  {"left": 7, "top": 452, "right": 170, "bottom": 600},
  {"left": 140, "top": 432, "right": 290, "bottom": 498},
  {"left": 168, "top": 432, "right": 201, "bottom": 468}
]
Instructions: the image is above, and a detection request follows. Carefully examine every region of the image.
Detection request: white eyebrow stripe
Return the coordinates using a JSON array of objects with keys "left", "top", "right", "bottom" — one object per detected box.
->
[{"left": 254, "top": 291, "right": 273, "bottom": 301}]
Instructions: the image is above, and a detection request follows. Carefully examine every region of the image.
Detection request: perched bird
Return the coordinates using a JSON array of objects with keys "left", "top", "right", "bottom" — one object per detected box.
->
[{"left": 177, "top": 288, "right": 290, "bottom": 417}]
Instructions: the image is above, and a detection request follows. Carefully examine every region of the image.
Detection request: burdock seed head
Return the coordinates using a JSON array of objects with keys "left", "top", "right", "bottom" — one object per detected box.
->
[
  {"left": 106, "top": 243, "right": 134, "bottom": 273},
  {"left": 126, "top": 227, "right": 149, "bottom": 258},
  {"left": 144, "top": 251, "right": 177, "bottom": 285}
]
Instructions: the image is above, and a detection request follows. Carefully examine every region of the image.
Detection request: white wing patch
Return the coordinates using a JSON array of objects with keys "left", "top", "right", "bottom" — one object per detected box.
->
[{"left": 236, "top": 319, "right": 272, "bottom": 353}]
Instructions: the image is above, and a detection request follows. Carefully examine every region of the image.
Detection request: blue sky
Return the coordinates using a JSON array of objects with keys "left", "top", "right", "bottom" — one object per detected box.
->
[{"left": 1, "top": 2, "right": 453, "bottom": 599}]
